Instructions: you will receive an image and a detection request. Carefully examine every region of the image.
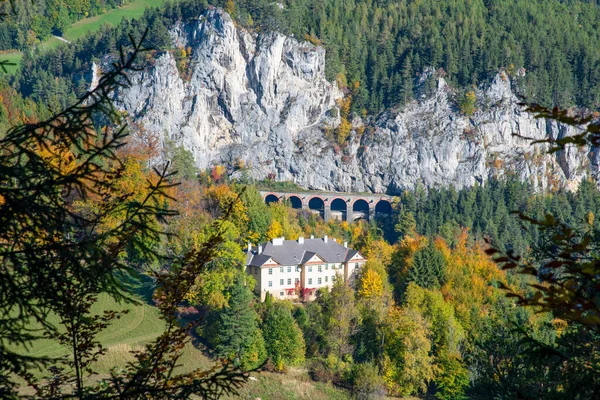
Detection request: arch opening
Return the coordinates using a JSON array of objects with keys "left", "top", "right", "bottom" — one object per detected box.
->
[
  {"left": 308, "top": 197, "right": 325, "bottom": 219},
  {"left": 330, "top": 198, "right": 347, "bottom": 221},
  {"left": 265, "top": 194, "right": 280, "bottom": 205},
  {"left": 287, "top": 195, "right": 303, "bottom": 209},
  {"left": 353, "top": 199, "right": 370, "bottom": 221},
  {"left": 375, "top": 200, "right": 392, "bottom": 217}
]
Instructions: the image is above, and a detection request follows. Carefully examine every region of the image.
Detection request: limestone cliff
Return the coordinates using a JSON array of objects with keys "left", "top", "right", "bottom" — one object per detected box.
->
[{"left": 114, "top": 7, "right": 598, "bottom": 194}]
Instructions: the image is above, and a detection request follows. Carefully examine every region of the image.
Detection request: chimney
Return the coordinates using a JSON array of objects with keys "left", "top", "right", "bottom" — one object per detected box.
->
[
  {"left": 298, "top": 236, "right": 304, "bottom": 244},
  {"left": 344, "top": 241, "right": 348, "bottom": 248},
  {"left": 247, "top": 242, "right": 251, "bottom": 252},
  {"left": 310, "top": 235, "right": 314, "bottom": 239},
  {"left": 258, "top": 245, "right": 263, "bottom": 254},
  {"left": 324, "top": 235, "right": 328, "bottom": 243},
  {"left": 273, "top": 237, "right": 284, "bottom": 246}
]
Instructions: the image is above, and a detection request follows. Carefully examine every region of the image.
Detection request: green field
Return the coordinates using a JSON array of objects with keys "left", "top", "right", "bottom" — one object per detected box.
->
[
  {"left": 0, "top": 52, "right": 23, "bottom": 74},
  {"left": 12, "top": 292, "right": 211, "bottom": 376},
  {"left": 7, "top": 0, "right": 169, "bottom": 71},
  {"left": 63, "top": 0, "right": 167, "bottom": 43}
]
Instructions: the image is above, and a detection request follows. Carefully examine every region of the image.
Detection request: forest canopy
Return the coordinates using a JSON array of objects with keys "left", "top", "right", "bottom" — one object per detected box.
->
[{"left": 11, "top": 0, "right": 600, "bottom": 115}]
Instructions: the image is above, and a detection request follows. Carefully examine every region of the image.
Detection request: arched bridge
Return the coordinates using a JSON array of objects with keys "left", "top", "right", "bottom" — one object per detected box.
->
[{"left": 260, "top": 191, "right": 395, "bottom": 222}]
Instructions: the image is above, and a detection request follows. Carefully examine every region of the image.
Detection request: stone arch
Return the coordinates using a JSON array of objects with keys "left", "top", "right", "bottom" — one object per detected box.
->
[
  {"left": 286, "top": 195, "right": 303, "bottom": 209},
  {"left": 330, "top": 198, "right": 348, "bottom": 221},
  {"left": 352, "top": 199, "right": 370, "bottom": 221},
  {"left": 308, "top": 197, "right": 325, "bottom": 219},
  {"left": 265, "top": 194, "right": 281, "bottom": 205},
  {"left": 375, "top": 199, "right": 392, "bottom": 216}
]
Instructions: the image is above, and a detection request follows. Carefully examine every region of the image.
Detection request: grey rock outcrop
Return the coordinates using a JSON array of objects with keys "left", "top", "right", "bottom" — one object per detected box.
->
[{"left": 114, "top": 8, "right": 597, "bottom": 194}]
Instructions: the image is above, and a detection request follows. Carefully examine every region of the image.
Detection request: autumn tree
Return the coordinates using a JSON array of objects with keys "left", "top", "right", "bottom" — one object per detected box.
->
[
  {"left": 0, "top": 32, "right": 249, "bottom": 398},
  {"left": 382, "top": 307, "right": 436, "bottom": 397},
  {"left": 324, "top": 279, "right": 360, "bottom": 359}
]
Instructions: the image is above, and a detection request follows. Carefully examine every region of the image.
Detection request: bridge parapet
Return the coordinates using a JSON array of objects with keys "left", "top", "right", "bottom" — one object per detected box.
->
[{"left": 260, "top": 191, "right": 396, "bottom": 222}]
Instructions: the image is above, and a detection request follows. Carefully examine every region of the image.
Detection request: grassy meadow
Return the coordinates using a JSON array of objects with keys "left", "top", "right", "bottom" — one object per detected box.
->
[
  {"left": 11, "top": 292, "right": 211, "bottom": 376},
  {"left": 7, "top": 0, "right": 169, "bottom": 69}
]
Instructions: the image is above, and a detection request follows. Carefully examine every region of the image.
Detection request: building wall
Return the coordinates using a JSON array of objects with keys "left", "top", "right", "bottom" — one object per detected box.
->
[
  {"left": 258, "top": 264, "right": 302, "bottom": 301},
  {"left": 247, "top": 252, "right": 366, "bottom": 301}
]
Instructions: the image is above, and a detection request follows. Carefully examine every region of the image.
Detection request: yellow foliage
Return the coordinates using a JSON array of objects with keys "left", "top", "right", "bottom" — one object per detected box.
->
[
  {"left": 438, "top": 230, "right": 507, "bottom": 331},
  {"left": 266, "top": 220, "right": 283, "bottom": 240},
  {"left": 225, "top": 0, "right": 236, "bottom": 16},
  {"left": 336, "top": 118, "right": 352, "bottom": 145},
  {"left": 358, "top": 268, "right": 384, "bottom": 299},
  {"left": 364, "top": 239, "right": 395, "bottom": 266},
  {"left": 36, "top": 142, "right": 78, "bottom": 175}
]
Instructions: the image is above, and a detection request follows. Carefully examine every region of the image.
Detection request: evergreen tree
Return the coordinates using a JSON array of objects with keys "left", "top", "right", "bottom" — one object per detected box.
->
[
  {"left": 214, "top": 276, "right": 267, "bottom": 369},
  {"left": 263, "top": 303, "right": 306, "bottom": 371},
  {"left": 408, "top": 242, "right": 446, "bottom": 289}
]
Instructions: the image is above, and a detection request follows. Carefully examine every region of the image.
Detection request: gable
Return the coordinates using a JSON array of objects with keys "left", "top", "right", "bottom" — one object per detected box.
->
[
  {"left": 349, "top": 252, "right": 365, "bottom": 262},
  {"left": 262, "top": 257, "right": 280, "bottom": 267},
  {"left": 304, "top": 254, "right": 326, "bottom": 264}
]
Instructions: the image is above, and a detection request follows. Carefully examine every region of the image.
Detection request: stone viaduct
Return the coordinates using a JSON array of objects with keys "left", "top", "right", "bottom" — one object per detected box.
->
[{"left": 260, "top": 191, "right": 396, "bottom": 222}]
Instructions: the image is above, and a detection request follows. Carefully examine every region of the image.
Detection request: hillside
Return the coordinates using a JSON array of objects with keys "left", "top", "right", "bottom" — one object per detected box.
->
[{"left": 112, "top": 8, "right": 595, "bottom": 194}]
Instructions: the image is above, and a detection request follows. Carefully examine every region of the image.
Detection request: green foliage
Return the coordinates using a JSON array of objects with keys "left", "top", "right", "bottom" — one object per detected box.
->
[
  {"left": 459, "top": 90, "right": 477, "bottom": 116},
  {"left": 263, "top": 303, "right": 306, "bottom": 371},
  {"left": 213, "top": 276, "right": 266, "bottom": 369},
  {"left": 348, "top": 362, "right": 384, "bottom": 400},
  {"left": 394, "top": 209, "right": 416, "bottom": 240},
  {"left": 0, "top": 0, "right": 134, "bottom": 49},
  {"left": 322, "top": 279, "right": 360, "bottom": 358},
  {"left": 20, "top": 0, "right": 600, "bottom": 116},
  {"left": 393, "top": 178, "right": 600, "bottom": 257},
  {"left": 409, "top": 242, "right": 447, "bottom": 290},
  {"left": 403, "top": 283, "right": 464, "bottom": 355},
  {"left": 0, "top": 35, "right": 250, "bottom": 397},
  {"left": 434, "top": 355, "right": 469, "bottom": 400},
  {"left": 166, "top": 142, "right": 198, "bottom": 180}
]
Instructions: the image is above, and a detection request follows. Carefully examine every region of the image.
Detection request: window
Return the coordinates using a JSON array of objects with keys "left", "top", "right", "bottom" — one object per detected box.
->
[
  {"left": 325, "top": 264, "right": 328, "bottom": 270},
  {"left": 355, "top": 263, "right": 359, "bottom": 269},
  {"left": 280, "top": 279, "right": 284, "bottom": 285},
  {"left": 318, "top": 265, "right": 322, "bottom": 272},
  {"left": 268, "top": 281, "right": 272, "bottom": 287},
  {"left": 268, "top": 268, "right": 273, "bottom": 275},
  {"left": 295, "top": 278, "right": 299, "bottom": 285},
  {"left": 308, "top": 266, "right": 312, "bottom": 273},
  {"left": 280, "top": 266, "right": 284, "bottom": 272},
  {"left": 325, "top": 276, "right": 328, "bottom": 283},
  {"left": 332, "top": 275, "right": 336, "bottom": 282},
  {"left": 318, "top": 278, "right": 322, "bottom": 284},
  {"left": 280, "top": 292, "right": 284, "bottom": 297},
  {"left": 287, "top": 278, "right": 292, "bottom": 285},
  {"left": 308, "top": 278, "right": 313, "bottom": 285},
  {"left": 287, "top": 266, "right": 291, "bottom": 273}
]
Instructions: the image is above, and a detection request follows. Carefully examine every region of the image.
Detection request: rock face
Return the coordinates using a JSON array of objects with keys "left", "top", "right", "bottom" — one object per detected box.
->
[{"left": 114, "top": 8, "right": 598, "bottom": 194}]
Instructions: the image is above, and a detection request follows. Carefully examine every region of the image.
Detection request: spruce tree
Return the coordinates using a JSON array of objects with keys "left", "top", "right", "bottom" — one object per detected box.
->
[
  {"left": 409, "top": 242, "right": 446, "bottom": 289},
  {"left": 215, "top": 276, "right": 266, "bottom": 369},
  {"left": 263, "top": 303, "right": 306, "bottom": 371}
]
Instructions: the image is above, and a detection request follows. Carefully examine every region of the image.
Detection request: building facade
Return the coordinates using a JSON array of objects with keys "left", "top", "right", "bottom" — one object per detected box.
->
[{"left": 245, "top": 236, "right": 367, "bottom": 301}]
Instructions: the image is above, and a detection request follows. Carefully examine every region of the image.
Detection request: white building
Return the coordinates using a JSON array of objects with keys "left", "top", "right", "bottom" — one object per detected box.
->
[{"left": 245, "top": 236, "right": 367, "bottom": 301}]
